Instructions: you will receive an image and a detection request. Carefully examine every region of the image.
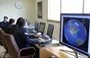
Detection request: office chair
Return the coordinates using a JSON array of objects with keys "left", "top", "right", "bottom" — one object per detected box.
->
[
  {"left": 0, "top": 29, "right": 8, "bottom": 57},
  {"left": 35, "top": 22, "right": 40, "bottom": 32},
  {"left": 38, "top": 22, "right": 45, "bottom": 35},
  {"left": 47, "top": 24, "right": 54, "bottom": 38},
  {"left": 39, "top": 24, "right": 54, "bottom": 46},
  {"left": 0, "top": 39, "right": 3, "bottom": 46},
  {"left": 0, "top": 29, "right": 36, "bottom": 58}
]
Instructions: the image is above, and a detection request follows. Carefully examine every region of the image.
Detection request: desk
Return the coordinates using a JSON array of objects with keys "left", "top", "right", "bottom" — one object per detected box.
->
[
  {"left": 38, "top": 39, "right": 88, "bottom": 58},
  {"left": 40, "top": 45, "right": 72, "bottom": 58},
  {"left": 39, "top": 40, "right": 72, "bottom": 58},
  {"left": 40, "top": 45, "right": 88, "bottom": 58}
]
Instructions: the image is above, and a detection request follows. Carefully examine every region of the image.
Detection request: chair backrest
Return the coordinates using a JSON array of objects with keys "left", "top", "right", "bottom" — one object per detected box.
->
[
  {"left": 0, "top": 29, "right": 20, "bottom": 58},
  {"left": 38, "top": 22, "right": 45, "bottom": 35},
  {"left": 0, "top": 29, "right": 7, "bottom": 49},
  {"left": 47, "top": 24, "right": 54, "bottom": 38},
  {"left": 35, "top": 22, "right": 40, "bottom": 32}
]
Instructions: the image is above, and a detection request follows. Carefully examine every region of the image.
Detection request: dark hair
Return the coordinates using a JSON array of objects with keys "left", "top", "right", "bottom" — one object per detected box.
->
[
  {"left": 16, "top": 17, "right": 25, "bottom": 28},
  {"left": 9, "top": 18, "right": 15, "bottom": 25},
  {"left": 4, "top": 16, "right": 8, "bottom": 19}
]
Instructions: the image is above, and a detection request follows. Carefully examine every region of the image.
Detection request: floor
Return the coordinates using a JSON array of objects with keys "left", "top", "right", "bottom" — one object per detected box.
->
[{"left": 0, "top": 45, "right": 10, "bottom": 58}]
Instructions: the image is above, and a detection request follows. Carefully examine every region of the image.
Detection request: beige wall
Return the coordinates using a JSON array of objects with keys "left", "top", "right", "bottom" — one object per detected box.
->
[
  {"left": 36, "top": 0, "right": 60, "bottom": 40},
  {"left": 0, "top": 0, "right": 60, "bottom": 40},
  {"left": 0, "top": 0, "right": 36, "bottom": 23}
]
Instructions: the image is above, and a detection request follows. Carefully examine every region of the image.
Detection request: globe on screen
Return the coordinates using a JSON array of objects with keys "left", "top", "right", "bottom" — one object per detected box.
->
[{"left": 64, "top": 19, "right": 87, "bottom": 47}]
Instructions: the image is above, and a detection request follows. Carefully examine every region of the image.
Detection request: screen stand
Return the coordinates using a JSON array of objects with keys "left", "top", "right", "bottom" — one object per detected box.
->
[
  {"left": 60, "top": 49, "right": 79, "bottom": 58},
  {"left": 74, "top": 50, "right": 79, "bottom": 58}
]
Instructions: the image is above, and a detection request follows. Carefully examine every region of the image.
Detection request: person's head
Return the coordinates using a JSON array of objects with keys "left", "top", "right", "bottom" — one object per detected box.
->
[
  {"left": 16, "top": 17, "right": 25, "bottom": 28},
  {"left": 24, "top": 19, "right": 31, "bottom": 27},
  {"left": 9, "top": 18, "right": 15, "bottom": 25},
  {"left": 3, "top": 16, "right": 8, "bottom": 22}
]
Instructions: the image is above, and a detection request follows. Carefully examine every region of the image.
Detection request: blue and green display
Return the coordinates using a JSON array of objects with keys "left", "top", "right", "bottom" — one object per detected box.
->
[
  {"left": 60, "top": 14, "right": 90, "bottom": 55},
  {"left": 64, "top": 19, "right": 87, "bottom": 46}
]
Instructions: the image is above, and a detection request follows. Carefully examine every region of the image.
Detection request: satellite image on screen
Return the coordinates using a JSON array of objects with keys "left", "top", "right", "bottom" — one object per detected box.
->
[{"left": 63, "top": 17, "right": 89, "bottom": 53}]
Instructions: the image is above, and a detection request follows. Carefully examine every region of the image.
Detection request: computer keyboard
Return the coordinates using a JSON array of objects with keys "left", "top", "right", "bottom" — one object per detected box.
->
[{"left": 39, "top": 35, "right": 51, "bottom": 43}]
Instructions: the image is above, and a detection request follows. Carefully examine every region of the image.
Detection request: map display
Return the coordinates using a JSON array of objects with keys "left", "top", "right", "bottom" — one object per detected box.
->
[{"left": 64, "top": 19, "right": 87, "bottom": 46}]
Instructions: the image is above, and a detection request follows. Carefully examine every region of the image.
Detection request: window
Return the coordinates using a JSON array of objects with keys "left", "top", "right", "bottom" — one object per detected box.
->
[
  {"left": 48, "top": 0, "right": 60, "bottom": 21},
  {"left": 84, "top": 0, "right": 90, "bottom": 13},
  {"left": 61, "top": 0, "right": 83, "bottom": 13}
]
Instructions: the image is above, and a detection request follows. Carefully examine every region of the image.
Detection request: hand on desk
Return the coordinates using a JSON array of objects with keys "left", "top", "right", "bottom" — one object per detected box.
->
[
  {"left": 34, "top": 34, "right": 41, "bottom": 38},
  {"left": 35, "top": 32, "right": 42, "bottom": 38}
]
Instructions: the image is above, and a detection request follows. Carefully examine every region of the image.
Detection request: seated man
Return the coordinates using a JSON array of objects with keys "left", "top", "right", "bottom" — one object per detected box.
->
[
  {"left": 23, "top": 19, "right": 40, "bottom": 38},
  {"left": 8, "top": 18, "right": 15, "bottom": 26},
  {"left": 13, "top": 17, "right": 40, "bottom": 58},
  {"left": 4, "top": 18, "right": 15, "bottom": 33},
  {"left": 0, "top": 16, "right": 9, "bottom": 31}
]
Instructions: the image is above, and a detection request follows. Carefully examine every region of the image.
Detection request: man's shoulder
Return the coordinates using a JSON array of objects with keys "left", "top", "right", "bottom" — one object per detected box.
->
[
  {"left": 11, "top": 25, "right": 17, "bottom": 27},
  {"left": 9, "top": 25, "right": 17, "bottom": 31},
  {"left": 0, "top": 21, "right": 5, "bottom": 27},
  {"left": 0, "top": 21, "right": 4, "bottom": 23},
  {"left": 0, "top": 21, "right": 8, "bottom": 24}
]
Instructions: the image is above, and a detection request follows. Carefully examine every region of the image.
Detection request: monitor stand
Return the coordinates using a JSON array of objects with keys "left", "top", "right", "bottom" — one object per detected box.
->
[
  {"left": 73, "top": 49, "right": 79, "bottom": 58},
  {"left": 60, "top": 49, "right": 79, "bottom": 58},
  {"left": 60, "top": 45, "right": 90, "bottom": 58}
]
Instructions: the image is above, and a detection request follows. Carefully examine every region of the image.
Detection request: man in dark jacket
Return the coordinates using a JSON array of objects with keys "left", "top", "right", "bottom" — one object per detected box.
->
[
  {"left": 4, "top": 18, "right": 15, "bottom": 33},
  {"left": 0, "top": 16, "right": 9, "bottom": 31},
  {"left": 13, "top": 17, "right": 40, "bottom": 58}
]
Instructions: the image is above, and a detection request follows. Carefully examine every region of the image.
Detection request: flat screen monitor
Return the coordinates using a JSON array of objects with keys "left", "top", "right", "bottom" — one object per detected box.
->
[
  {"left": 60, "top": 14, "right": 90, "bottom": 56},
  {"left": 38, "top": 22, "right": 45, "bottom": 35}
]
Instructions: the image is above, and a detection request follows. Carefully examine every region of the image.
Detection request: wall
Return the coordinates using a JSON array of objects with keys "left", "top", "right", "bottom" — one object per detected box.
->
[
  {"left": 61, "top": 0, "right": 83, "bottom": 13},
  {"left": 36, "top": 0, "right": 60, "bottom": 40},
  {"left": 84, "top": 0, "right": 90, "bottom": 13},
  {"left": 35, "top": 0, "right": 89, "bottom": 40},
  {"left": 0, "top": 0, "right": 36, "bottom": 23}
]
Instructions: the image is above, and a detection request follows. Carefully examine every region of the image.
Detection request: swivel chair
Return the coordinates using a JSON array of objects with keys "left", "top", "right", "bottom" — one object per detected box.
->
[{"left": 0, "top": 29, "right": 36, "bottom": 58}]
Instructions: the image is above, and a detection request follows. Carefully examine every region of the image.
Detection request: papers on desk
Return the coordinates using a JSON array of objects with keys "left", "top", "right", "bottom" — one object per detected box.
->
[
  {"left": 51, "top": 39, "right": 59, "bottom": 45},
  {"left": 52, "top": 39, "right": 59, "bottom": 44},
  {"left": 51, "top": 39, "right": 59, "bottom": 46},
  {"left": 39, "top": 37, "right": 51, "bottom": 43},
  {"left": 60, "top": 46, "right": 73, "bottom": 52}
]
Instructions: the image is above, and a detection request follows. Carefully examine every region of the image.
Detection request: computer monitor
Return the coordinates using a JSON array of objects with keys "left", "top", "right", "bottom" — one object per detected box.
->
[
  {"left": 47, "top": 24, "right": 54, "bottom": 38},
  {"left": 60, "top": 13, "right": 90, "bottom": 57},
  {"left": 35, "top": 22, "right": 40, "bottom": 32},
  {"left": 38, "top": 22, "right": 45, "bottom": 35}
]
